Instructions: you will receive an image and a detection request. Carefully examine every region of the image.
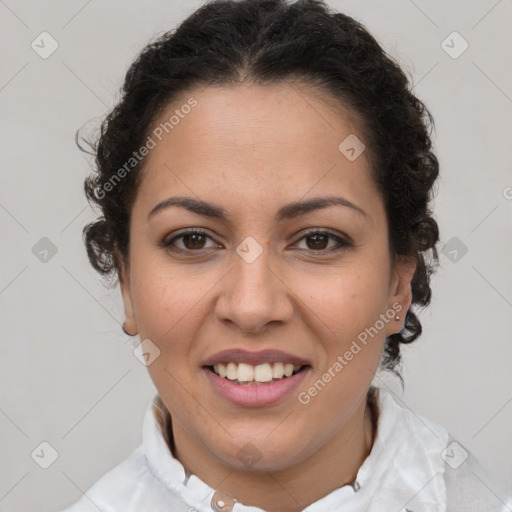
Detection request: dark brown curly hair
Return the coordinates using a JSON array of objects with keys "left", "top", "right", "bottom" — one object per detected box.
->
[{"left": 79, "top": 0, "right": 440, "bottom": 375}]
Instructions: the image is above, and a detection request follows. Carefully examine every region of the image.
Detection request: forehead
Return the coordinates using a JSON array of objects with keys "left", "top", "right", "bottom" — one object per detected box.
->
[{"left": 133, "top": 82, "right": 380, "bottom": 219}]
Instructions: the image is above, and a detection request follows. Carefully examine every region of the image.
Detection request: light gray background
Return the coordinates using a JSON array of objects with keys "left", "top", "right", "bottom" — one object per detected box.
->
[{"left": 1, "top": 0, "right": 511, "bottom": 510}]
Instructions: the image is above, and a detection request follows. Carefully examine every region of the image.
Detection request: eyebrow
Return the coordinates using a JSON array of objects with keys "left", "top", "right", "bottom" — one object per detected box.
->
[{"left": 147, "top": 195, "right": 368, "bottom": 222}]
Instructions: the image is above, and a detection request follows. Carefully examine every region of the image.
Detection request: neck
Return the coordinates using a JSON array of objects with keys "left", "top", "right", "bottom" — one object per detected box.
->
[{"left": 166, "top": 389, "right": 377, "bottom": 512}]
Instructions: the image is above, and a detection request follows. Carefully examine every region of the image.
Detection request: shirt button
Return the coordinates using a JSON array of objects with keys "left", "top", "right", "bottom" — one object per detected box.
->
[{"left": 211, "top": 490, "right": 236, "bottom": 511}]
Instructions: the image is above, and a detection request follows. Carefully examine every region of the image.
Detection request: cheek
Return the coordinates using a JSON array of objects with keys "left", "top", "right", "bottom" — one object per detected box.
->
[
  {"left": 129, "top": 257, "right": 202, "bottom": 350},
  {"left": 293, "top": 266, "right": 388, "bottom": 420},
  {"left": 131, "top": 272, "right": 208, "bottom": 413},
  {"left": 294, "top": 258, "right": 391, "bottom": 340},
  {"left": 136, "top": 284, "right": 202, "bottom": 345}
]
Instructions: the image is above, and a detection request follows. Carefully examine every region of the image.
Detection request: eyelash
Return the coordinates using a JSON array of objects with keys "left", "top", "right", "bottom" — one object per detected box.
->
[{"left": 160, "top": 228, "right": 353, "bottom": 255}]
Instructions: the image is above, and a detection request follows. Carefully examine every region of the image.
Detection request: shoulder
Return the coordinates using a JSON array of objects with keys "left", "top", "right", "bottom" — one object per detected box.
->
[
  {"left": 56, "top": 445, "right": 185, "bottom": 511},
  {"left": 57, "top": 395, "right": 194, "bottom": 511},
  {"left": 442, "top": 435, "right": 512, "bottom": 512},
  {"left": 57, "top": 445, "right": 146, "bottom": 511},
  {"left": 373, "top": 388, "right": 512, "bottom": 510}
]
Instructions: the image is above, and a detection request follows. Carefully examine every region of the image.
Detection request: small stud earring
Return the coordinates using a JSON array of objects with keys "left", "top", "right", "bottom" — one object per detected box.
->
[{"left": 395, "top": 315, "right": 400, "bottom": 321}]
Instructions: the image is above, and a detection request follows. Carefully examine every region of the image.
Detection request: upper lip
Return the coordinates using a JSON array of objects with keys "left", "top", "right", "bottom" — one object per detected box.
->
[{"left": 202, "top": 349, "right": 311, "bottom": 367}]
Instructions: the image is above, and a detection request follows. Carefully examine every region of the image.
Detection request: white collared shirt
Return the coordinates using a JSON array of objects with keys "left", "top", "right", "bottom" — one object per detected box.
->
[{"left": 59, "top": 387, "right": 511, "bottom": 512}]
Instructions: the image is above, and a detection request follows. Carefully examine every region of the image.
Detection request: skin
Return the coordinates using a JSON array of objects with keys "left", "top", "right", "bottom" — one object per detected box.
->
[{"left": 119, "top": 81, "right": 416, "bottom": 512}]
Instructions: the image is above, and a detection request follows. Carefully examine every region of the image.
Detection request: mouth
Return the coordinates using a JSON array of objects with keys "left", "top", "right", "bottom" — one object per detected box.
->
[
  {"left": 201, "top": 348, "right": 312, "bottom": 406},
  {"left": 204, "top": 362, "right": 310, "bottom": 386}
]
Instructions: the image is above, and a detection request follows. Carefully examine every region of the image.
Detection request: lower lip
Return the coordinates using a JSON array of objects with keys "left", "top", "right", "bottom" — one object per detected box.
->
[{"left": 202, "top": 367, "right": 311, "bottom": 407}]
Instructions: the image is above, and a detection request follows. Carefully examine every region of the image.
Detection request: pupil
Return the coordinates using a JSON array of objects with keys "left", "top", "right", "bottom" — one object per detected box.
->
[
  {"left": 308, "top": 234, "right": 327, "bottom": 250},
  {"left": 185, "top": 233, "right": 204, "bottom": 249}
]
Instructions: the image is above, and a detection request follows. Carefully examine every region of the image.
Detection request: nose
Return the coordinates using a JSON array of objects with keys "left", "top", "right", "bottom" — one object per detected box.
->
[{"left": 214, "top": 245, "right": 294, "bottom": 335}]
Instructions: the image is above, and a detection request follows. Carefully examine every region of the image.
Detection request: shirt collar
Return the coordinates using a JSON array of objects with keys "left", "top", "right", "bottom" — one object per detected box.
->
[{"left": 142, "top": 386, "right": 449, "bottom": 512}]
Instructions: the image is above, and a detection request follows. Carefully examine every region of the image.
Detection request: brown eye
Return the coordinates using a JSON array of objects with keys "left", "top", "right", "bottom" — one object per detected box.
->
[
  {"left": 181, "top": 232, "right": 207, "bottom": 250},
  {"left": 162, "top": 229, "right": 217, "bottom": 252},
  {"left": 305, "top": 233, "right": 329, "bottom": 250},
  {"left": 294, "top": 230, "right": 351, "bottom": 253}
]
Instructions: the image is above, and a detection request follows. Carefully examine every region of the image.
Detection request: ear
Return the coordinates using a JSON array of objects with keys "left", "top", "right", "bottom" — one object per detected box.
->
[
  {"left": 118, "top": 254, "right": 138, "bottom": 337},
  {"left": 385, "top": 255, "right": 417, "bottom": 336}
]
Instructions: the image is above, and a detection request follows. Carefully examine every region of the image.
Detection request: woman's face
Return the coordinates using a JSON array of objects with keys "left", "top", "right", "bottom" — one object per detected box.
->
[{"left": 120, "top": 82, "right": 415, "bottom": 472}]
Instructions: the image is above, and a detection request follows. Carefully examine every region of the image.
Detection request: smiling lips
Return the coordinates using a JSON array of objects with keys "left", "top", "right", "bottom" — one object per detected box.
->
[{"left": 202, "top": 349, "right": 311, "bottom": 403}]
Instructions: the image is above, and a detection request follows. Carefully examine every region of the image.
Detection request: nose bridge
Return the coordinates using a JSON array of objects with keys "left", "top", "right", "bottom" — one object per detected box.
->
[
  {"left": 216, "top": 237, "right": 292, "bottom": 332},
  {"left": 234, "top": 239, "right": 275, "bottom": 297}
]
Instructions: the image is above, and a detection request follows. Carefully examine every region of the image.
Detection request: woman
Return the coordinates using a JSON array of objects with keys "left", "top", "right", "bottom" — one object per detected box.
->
[{"left": 60, "top": 0, "right": 511, "bottom": 510}]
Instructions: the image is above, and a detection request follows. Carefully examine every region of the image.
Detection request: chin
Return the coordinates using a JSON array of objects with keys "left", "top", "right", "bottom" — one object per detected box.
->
[{"left": 212, "top": 437, "right": 307, "bottom": 472}]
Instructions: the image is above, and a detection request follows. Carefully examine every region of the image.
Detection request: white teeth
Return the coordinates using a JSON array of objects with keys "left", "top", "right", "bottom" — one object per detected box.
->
[
  {"left": 237, "top": 363, "right": 254, "bottom": 382},
  {"left": 226, "top": 362, "right": 238, "bottom": 380},
  {"left": 272, "top": 362, "right": 284, "bottom": 379},
  {"left": 254, "top": 363, "right": 273, "bottom": 382},
  {"left": 212, "top": 362, "right": 305, "bottom": 383},
  {"left": 217, "top": 363, "right": 227, "bottom": 378}
]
